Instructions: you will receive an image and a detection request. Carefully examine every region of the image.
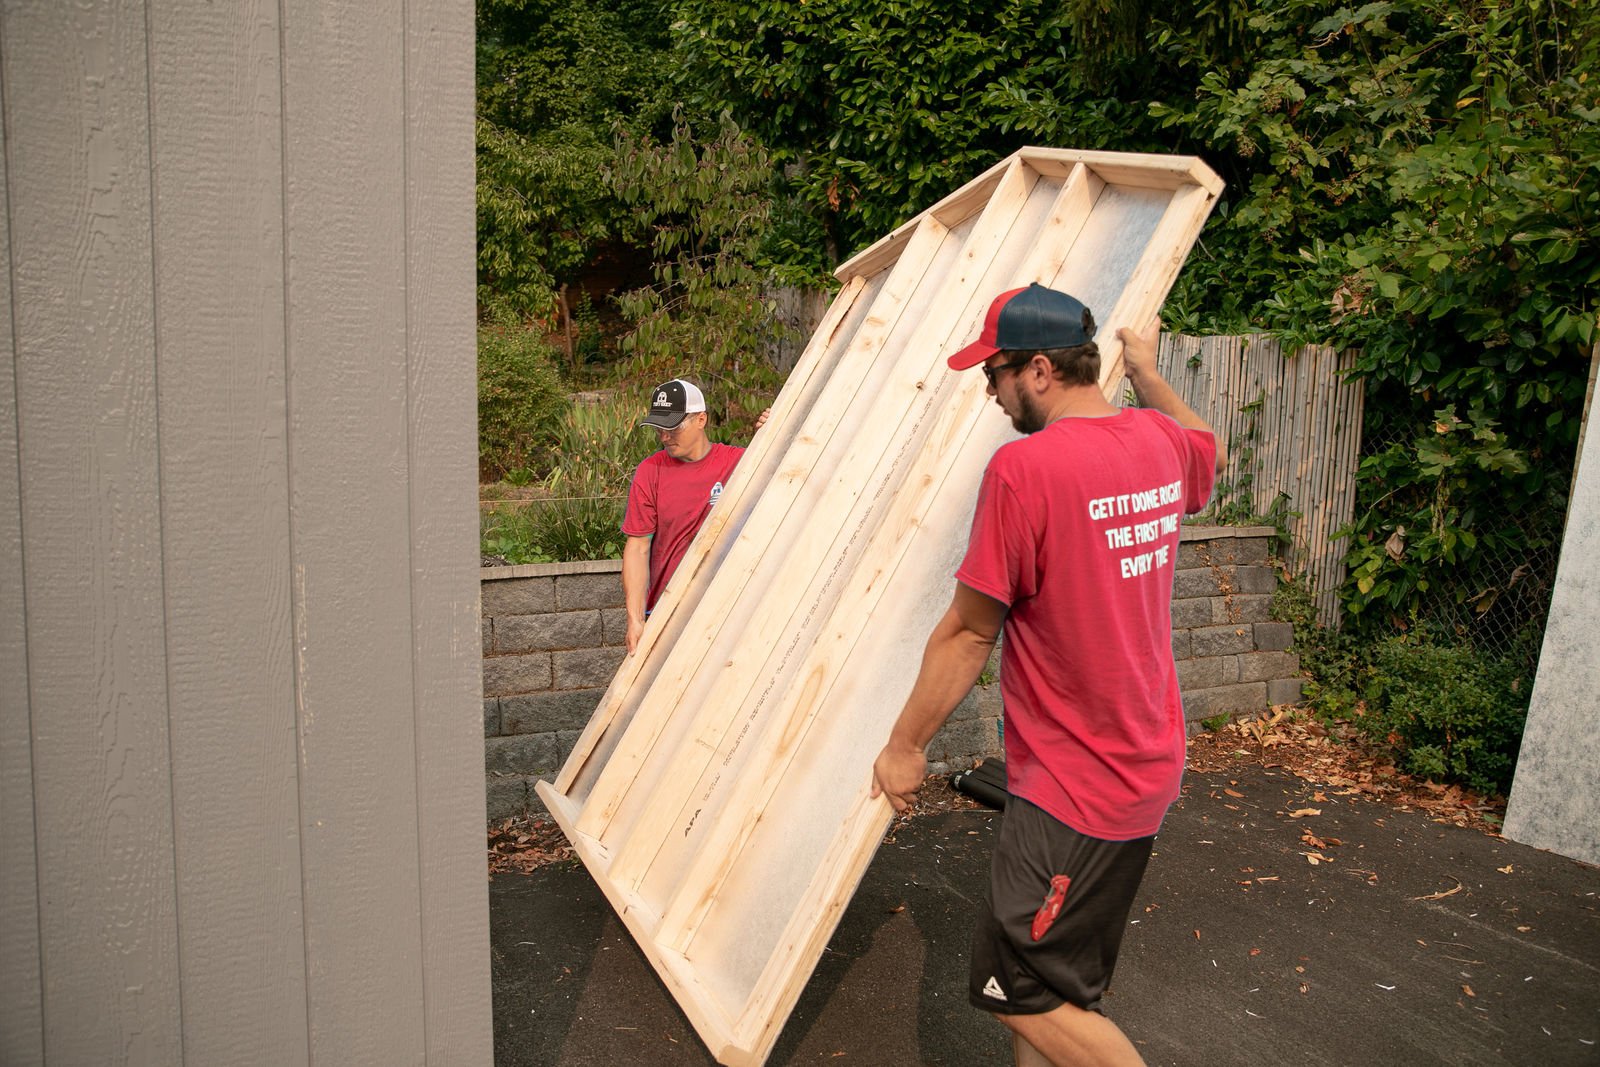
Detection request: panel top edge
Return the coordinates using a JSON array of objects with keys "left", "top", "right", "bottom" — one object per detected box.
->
[{"left": 835, "top": 147, "right": 1222, "bottom": 281}]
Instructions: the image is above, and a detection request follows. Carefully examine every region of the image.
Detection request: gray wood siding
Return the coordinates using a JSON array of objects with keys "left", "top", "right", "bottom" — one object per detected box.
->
[
  {"left": 3, "top": 4, "right": 184, "bottom": 1061},
  {"left": 147, "top": 0, "right": 309, "bottom": 1061},
  {"left": 402, "top": 9, "right": 494, "bottom": 1059},
  {"left": 0, "top": 81, "right": 46, "bottom": 1067},
  {"left": 0, "top": 0, "right": 490, "bottom": 1062}
]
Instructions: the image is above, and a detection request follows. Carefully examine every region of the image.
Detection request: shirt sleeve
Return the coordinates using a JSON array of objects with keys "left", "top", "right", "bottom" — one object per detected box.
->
[
  {"left": 954, "top": 458, "right": 1037, "bottom": 608},
  {"left": 621, "top": 459, "right": 656, "bottom": 537}
]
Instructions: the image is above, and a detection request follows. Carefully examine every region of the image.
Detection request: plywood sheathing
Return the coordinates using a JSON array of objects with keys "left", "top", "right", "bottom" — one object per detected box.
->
[{"left": 537, "top": 147, "right": 1222, "bottom": 1066}]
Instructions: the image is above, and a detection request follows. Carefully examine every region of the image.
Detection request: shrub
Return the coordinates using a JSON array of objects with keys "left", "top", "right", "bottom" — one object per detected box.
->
[
  {"left": 481, "top": 394, "right": 660, "bottom": 563},
  {"left": 1271, "top": 573, "right": 1361, "bottom": 720},
  {"left": 478, "top": 319, "right": 569, "bottom": 479},
  {"left": 1356, "top": 632, "right": 1532, "bottom": 796},
  {"left": 548, "top": 396, "right": 658, "bottom": 496},
  {"left": 482, "top": 494, "right": 626, "bottom": 564}
]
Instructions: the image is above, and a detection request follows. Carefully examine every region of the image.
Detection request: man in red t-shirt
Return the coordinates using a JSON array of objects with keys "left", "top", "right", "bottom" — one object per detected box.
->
[
  {"left": 621, "top": 378, "right": 760, "bottom": 654},
  {"left": 872, "top": 284, "right": 1225, "bottom": 1067}
]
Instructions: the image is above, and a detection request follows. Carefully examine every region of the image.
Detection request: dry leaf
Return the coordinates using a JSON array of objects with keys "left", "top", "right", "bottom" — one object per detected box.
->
[
  {"left": 1462, "top": 984, "right": 1476, "bottom": 998},
  {"left": 1290, "top": 808, "right": 1323, "bottom": 818},
  {"left": 1497, "top": 864, "right": 1514, "bottom": 874},
  {"left": 1413, "top": 880, "right": 1463, "bottom": 901},
  {"left": 1225, "top": 788, "right": 1246, "bottom": 798}
]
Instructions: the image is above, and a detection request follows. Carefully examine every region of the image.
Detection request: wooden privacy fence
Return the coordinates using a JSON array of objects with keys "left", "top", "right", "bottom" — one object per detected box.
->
[{"left": 1150, "top": 335, "right": 1363, "bottom": 627}]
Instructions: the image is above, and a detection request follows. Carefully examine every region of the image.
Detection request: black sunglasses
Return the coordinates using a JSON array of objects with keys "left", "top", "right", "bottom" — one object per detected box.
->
[{"left": 982, "top": 355, "right": 1035, "bottom": 387}]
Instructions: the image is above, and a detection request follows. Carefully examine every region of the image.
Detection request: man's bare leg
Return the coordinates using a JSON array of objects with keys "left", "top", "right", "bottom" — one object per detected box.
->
[
  {"left": 1011, "top": 1032, "right": 1054, "bottom": 1067},
  {"left": 996, "top": 1004, "right": 1146, "bottom": 1067}
]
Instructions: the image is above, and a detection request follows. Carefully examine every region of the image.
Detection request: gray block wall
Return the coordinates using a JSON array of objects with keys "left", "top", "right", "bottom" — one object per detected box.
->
[
  {"left": 482, "top": 526, "right": 1301, "bottom": 820},
  {"left": 1172, "top": 526, "right": 1307, "bottom": 719}
]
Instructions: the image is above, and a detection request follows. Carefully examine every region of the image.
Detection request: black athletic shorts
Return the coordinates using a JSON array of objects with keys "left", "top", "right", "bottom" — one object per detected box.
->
[{"left": 968, "top": 797, "right": 1154, "bottom": 1015}]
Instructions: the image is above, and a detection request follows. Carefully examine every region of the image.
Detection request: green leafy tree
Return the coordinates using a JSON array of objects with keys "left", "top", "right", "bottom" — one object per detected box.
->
[
  {"left": 608, "top": 111, "right": 790, "bottom": 435},
  {"left": 476, "top": 0, "right": 676, "bottom": 319},
  {"left": 1151, "top": 0, "right": 1599, "bottom": 630},
  {"left": 668, "top": 0, "right": 1264, "bottom": 269},
  {"left": 673, "top": 0, "right": 1112, "bottom": 266}
]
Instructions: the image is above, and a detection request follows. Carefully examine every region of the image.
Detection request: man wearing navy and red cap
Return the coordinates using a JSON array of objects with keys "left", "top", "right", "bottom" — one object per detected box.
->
[
  {"left": 872, "top": 284, "right": 1226, "bottom": 1067},
  {"left": 621, "top": 379, "right": 765, "bottom": 654}
]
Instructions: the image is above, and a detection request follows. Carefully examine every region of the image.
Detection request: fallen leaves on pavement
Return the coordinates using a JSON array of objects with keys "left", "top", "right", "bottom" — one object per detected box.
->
[
  {"left": 487, "top": 816, "right": 574, "bottom": 877},
  {"left": 1187, "top": 710, "right": 1506, "bottom": 836}
]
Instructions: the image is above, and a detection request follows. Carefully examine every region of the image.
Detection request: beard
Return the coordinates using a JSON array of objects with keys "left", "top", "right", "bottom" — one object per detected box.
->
[{"left": 1010, "top": 387, "right": 1050, "bottom": 435}]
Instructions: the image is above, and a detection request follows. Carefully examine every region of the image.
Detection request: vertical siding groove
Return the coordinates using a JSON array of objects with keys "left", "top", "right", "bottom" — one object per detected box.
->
[
  {"left": 140, "top": 0, "right": 191, "bottom": 1056},
  {"left": 398, "top": 0, "right": 435, "bottom": 1052},
  {"left": 0, "top": 49, "right": 49, "bottom": 1058},
  {"left": 273, "top": 0, "right": 317, "bottom": 1055}
]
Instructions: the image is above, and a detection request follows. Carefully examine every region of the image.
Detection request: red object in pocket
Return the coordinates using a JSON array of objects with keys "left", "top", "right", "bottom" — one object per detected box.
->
[{"left": 1031, "top": 874, "right": 1072, "bottom": 941}]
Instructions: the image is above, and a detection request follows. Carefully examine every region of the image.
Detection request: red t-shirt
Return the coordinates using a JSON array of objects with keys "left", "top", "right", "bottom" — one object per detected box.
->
[
  {"left": 622, "top": 442, "right": 745, "bottom": 611},
  {"left": 956, "top": 408, "right": 1217, "bottom": 840}
]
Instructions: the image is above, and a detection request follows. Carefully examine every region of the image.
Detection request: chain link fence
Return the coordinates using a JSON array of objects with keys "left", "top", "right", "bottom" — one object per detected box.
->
[{"left": 1356, "top": 395, "right": 1563, "bottom": 663}]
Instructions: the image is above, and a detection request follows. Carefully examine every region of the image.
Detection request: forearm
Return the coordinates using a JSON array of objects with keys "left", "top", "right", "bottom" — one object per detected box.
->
[
  {"left": 1126, "top": 362, "right": 1209, "bottom": 435},
  {"left": 621, "top": 536, "right": 650, "bottom": 625},
  {"left": 874, "top": 585, "right": 1004, "bottom": 810},
  {"left": 887, "top": 611, "right": 997, "bottom": 751},
  {"left": 1117, "top": 321, "right": 1227, "bottom": 471}
]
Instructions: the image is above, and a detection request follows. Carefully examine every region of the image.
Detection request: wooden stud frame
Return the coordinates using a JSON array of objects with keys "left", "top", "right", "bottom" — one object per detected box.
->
[{"left": 536, "top": 147, "right": 1223, "bottom": 1066}]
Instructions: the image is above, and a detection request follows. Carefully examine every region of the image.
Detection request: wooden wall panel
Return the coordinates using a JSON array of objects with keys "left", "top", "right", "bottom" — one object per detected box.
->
[
  {"left": 539, "top": 147, "right": 1222, "bottom": 1065},
  {"left": 145, "top": 2, "right": 310, "bottom": 1060},
  {"left": 278, "top": 0, "right": 428, "bottom": 1061},
  {"left": 1, "top": 3, "right": 184, "bottom": 1062},
  {"left": 0, "top": 90, "right": 46, "bottom": 1067},
  {"left": 403, "top": 3, "right": 497, "bottom": 1059}
]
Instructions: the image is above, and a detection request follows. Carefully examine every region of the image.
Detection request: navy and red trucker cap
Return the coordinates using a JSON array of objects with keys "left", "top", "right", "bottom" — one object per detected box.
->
[{"left": 947, "top": 283, "right": 1097, "bottom": 370}]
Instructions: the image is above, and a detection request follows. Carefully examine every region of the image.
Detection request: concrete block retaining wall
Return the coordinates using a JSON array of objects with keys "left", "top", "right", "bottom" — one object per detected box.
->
[{"left": 481, "top": 526, "right": 1301, "bottom": 820}]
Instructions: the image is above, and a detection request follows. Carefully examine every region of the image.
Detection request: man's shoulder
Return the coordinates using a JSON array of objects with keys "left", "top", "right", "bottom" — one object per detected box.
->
[
  {"left": 708, "top": 442, "right": 745, "bottom": 468},
  {"left": 632, "top": 449, "right": 669, "bottom": 476}
]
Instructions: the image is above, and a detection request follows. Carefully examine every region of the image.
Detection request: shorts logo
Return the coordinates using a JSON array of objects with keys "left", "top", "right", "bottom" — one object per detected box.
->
[
  {"left": 982, "top": 976, "right": 1007, "bottom": 1001},
  {"left": 1031, "top": 874, "right": 1072, "bottom": 942}
]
